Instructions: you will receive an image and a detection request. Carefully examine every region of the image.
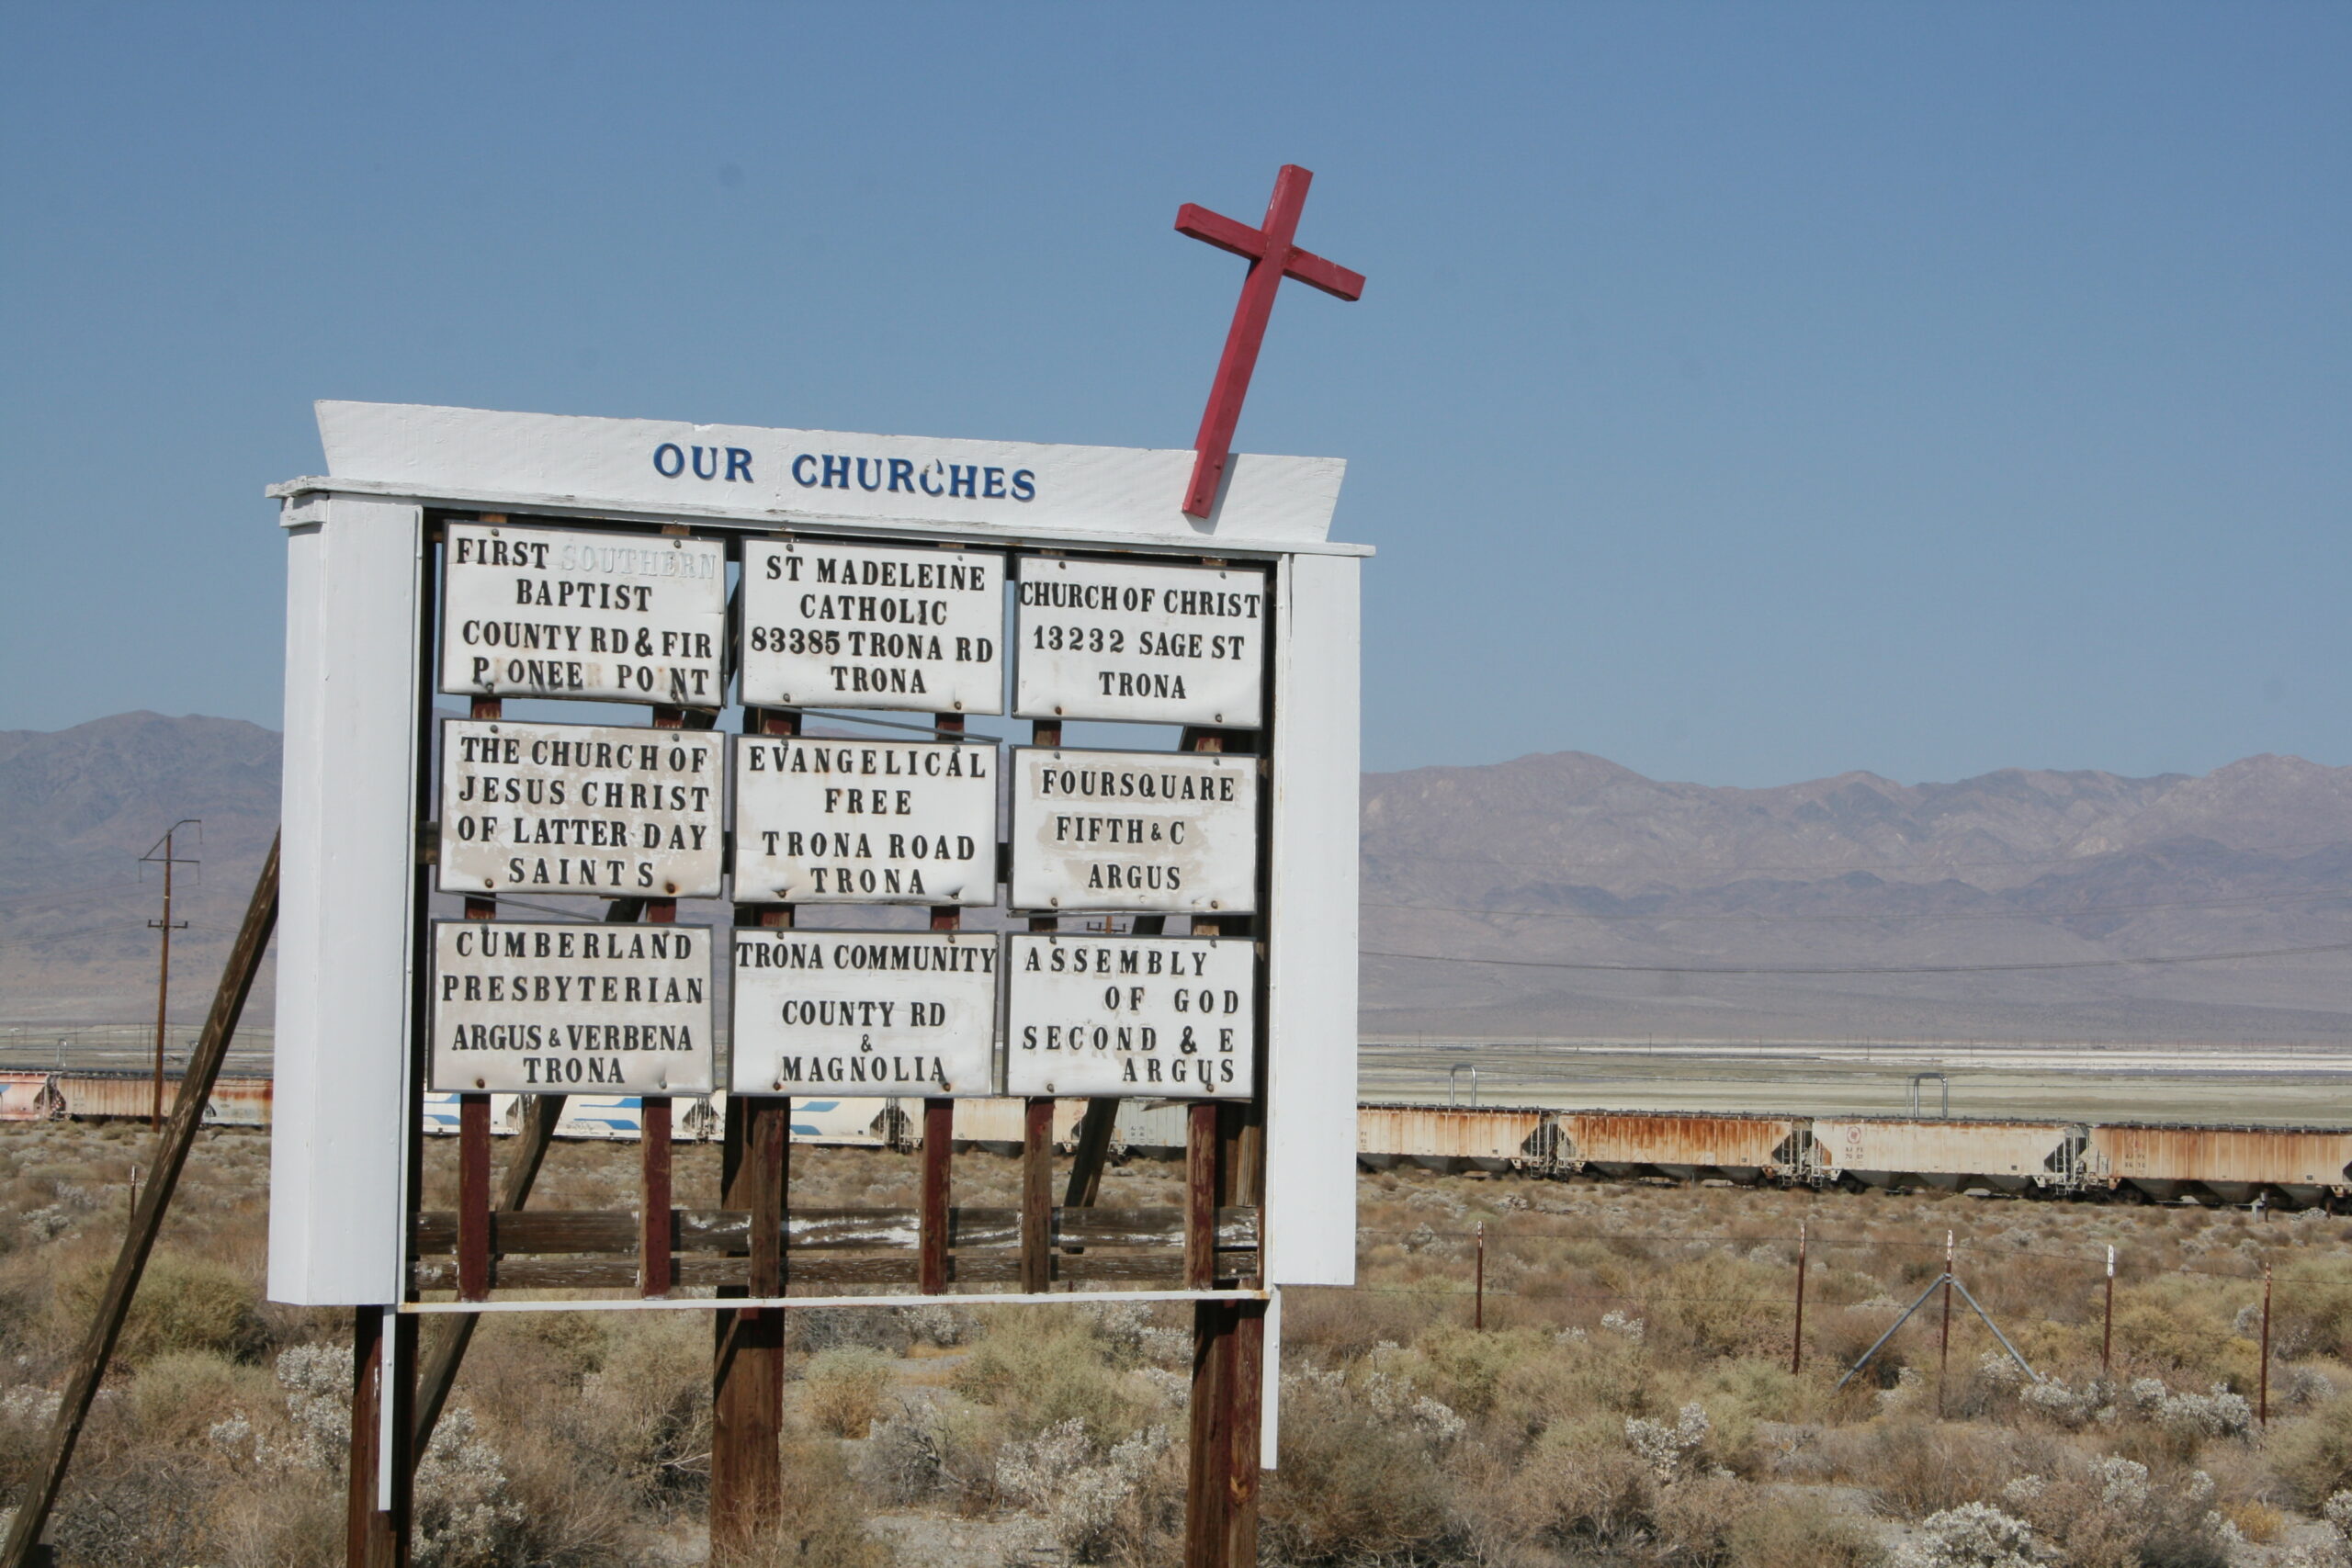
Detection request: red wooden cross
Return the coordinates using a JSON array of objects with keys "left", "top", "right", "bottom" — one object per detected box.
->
[{"left": 1175, "top": 164, "right": 1365, "bottom": 518}]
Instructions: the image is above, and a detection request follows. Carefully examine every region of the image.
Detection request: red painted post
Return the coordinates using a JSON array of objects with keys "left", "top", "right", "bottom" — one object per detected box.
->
[
  {"left": 639, "top": 896, "right": 677, "bottom": 1298},
  {"left": 456, "top": 890, "right": 495, "bottom": 1303}
]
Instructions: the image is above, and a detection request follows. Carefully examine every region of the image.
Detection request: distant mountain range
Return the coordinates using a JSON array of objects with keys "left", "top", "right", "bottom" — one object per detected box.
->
[
  {"left": 5, "top": 714, "right": 2350, "bottom": 1044},
  {"left": 1363, "top": 751, "right": 2352, "bottom": 1043}
]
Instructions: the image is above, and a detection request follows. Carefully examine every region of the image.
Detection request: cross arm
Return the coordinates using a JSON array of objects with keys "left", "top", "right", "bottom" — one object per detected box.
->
[
  {"left": 1174, "top": 203, "right": 1364, "bottom": 302},
  {"left": 1285, "top": 249, "right": 1365, "bottom": 302},
  {"left": 1175, "top": 203, "right": 1265, "bottom": 261}
]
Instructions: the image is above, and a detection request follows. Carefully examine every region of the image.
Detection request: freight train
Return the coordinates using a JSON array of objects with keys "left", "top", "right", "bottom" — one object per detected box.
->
[{"left": 9, "top": 1068, "right": 2351, "bottom": 1209}]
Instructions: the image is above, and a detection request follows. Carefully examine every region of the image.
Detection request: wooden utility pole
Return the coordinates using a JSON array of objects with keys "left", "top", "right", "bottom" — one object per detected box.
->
[
  {"left": 2, "top": 833, "right": 275, "bottom": 1568},
  {"left": 139, "top": 819, "right": 199, "bottom": 1129}
]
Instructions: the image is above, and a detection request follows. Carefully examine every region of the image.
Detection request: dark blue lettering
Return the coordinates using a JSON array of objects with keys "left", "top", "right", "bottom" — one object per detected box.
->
[
  {"left": 725, "top": 447, "right": 753, "bottom": 482},
  {"left": 947, "top": 464, "right": 978, "bottom": 498},
  {"left": 982, "top": 467, "right": 1007, "bottom": 499},
  {"left": 855, "top": 457, "right": 884, "bottom": 491},
  {"left": 888, "top": 458, "right": 916, "bottom": 492},
  {"left": 792, "top": 454, "right": 819, "bottom": 487},
  {"left": 653, "top": 444, "right": 685, "bottom": 478},
  {"left": 918, "top": 461, "right": 944, "bottom": 497},
  {"left": 821, "top": 454, "right": 851, "bottom": 489},
  {"left": 1011, "top": 469, "right": 1035, "bottom": 502},
  {"left": 692, "top": 445, "right": 719, "bottom": 479}
]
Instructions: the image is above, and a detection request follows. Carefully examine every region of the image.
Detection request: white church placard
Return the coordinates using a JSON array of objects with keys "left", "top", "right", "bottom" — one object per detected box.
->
[
  {"left": 440, "top": 521, "right": 726, "bottom": 707},
  {"left": 739, "top": 537, "right": 1004, "bottom": 714}
]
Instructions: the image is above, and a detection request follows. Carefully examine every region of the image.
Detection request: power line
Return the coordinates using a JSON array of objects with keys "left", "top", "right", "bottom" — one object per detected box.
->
[
  {"left": 1365, "top": 834, "right": 2352, "bottom": 878},
  {"left": 1365, "top": 889, "right": 2352, "bottom": 925},
  {"left": 1362, "top": 938, "right": 2352, "bottom": 976}
]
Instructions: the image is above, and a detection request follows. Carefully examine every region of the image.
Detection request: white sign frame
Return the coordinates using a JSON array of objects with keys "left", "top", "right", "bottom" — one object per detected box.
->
[{"left": 268, "top": 400, "right": 1363, "bottom": 1314}]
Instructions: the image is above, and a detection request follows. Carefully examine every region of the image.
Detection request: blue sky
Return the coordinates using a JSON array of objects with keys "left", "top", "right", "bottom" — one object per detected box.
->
[{"left": 2, "top": 3, "right": 2344, "bottom": 785}]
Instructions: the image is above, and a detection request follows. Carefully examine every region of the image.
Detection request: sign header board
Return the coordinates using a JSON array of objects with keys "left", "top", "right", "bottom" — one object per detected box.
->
[
  {"left": 440, "top": 522, "right": 727, "bottom": 707},
  {"left": 1013, "top": 557, "right": 1267, "bottom": 728},
  {"left": 299, "top": 401, "right": 1356, "bottom": 553},
  {"left": 438, "top": 718, "right": 723, "bottom": 898},
  {"left": 731, "top": 929, "right": 999, "bottom": 1097},
  {"left": 1004, "top": 933, "right": 1254, "bottom": 1098},
  {"left": 732, "top": 736, "right": 998, "bottom": 905},
  {"left": 429, "top": 919, "right": 714, "bottom": 1095},
  {"left": 1009, "top": 747, "right": 1259, "bottom": 913},
  {"left": 739, "top": 538, "right": 1004, "bottom": 714}
]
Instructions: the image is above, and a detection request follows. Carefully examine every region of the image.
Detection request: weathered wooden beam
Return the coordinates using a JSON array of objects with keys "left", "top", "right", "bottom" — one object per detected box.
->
[
  {"left": 415, "top": 1203, "right": 1260, "bottom": 1257},
  {"left": 1, "top": 834, "right": 278, "bottom": 1568},
  {"left": 414, "top": 1247, "right": 1261, "bottom": 1292}
]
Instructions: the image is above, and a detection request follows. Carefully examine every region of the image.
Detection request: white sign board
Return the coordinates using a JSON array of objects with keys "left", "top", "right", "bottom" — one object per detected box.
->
[
  {"left": 440, "top": 522, "right": 726, "bottom": 707},
  {"left": 1009, "top": 747, "right": 1259, "bottom": 912},
  {"left": 731, "top": 735, "right": 998, "bottom": 904},
  {"left": 1004, "top": 933, "right": 1254, "bottom": 1098},
  {"left": 438, "top": 719, "right": 722, "bottom": 897},
  {"left": 429, "top": 920, "right": 714, "bottom": 1094},
  {"left": 1013, "top": 557, "right": 1266, "bottom": 727},
  {"left": 740, "top": 538, "right": 1004, "bottom": 714},
  {"left": 731, "top": 929, "right": 998, "bottom": 1097}
]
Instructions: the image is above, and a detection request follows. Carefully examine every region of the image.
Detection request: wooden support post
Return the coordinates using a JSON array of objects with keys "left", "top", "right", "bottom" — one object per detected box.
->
[
  {"left": 640, "top": 1096, "right": 673, "bottom": 1298},
  {"left": 346, "top": 1307, "right": 383, "bottom": 1567},
  {"left": 1186, "top": 1101, "right": 1219, "bottom": 1291},
  {"left": 1185, "top": 1298, "right": 1265, "bottom": 1568},
  {"left": 917, "top": 716, "right": 962, "bottom": 1293},
  {"left": 457, "top": 1097, "right": 492, "bottom": 1301},
  {"left": 713, "top": 710, "right": 791, "bottom": 1560},
  {"left": 1023, "top": 1096, "right": 1056, "bottom": 1292},
  {"left": 639, "top": 894, "right": 677, "bottom": 1297},
  {"left": 346, "top": 1306, "right": 416, "bottom": 1568},
  {"left": 1064, "top": 1100, "right": 1120, "bottom": 1213},
  {"left": 920, "top": 1098, "right": 954, "bottom": 1294},
  {"left": 1, "top": 835, "right": 278, "bottom": 1568}
]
